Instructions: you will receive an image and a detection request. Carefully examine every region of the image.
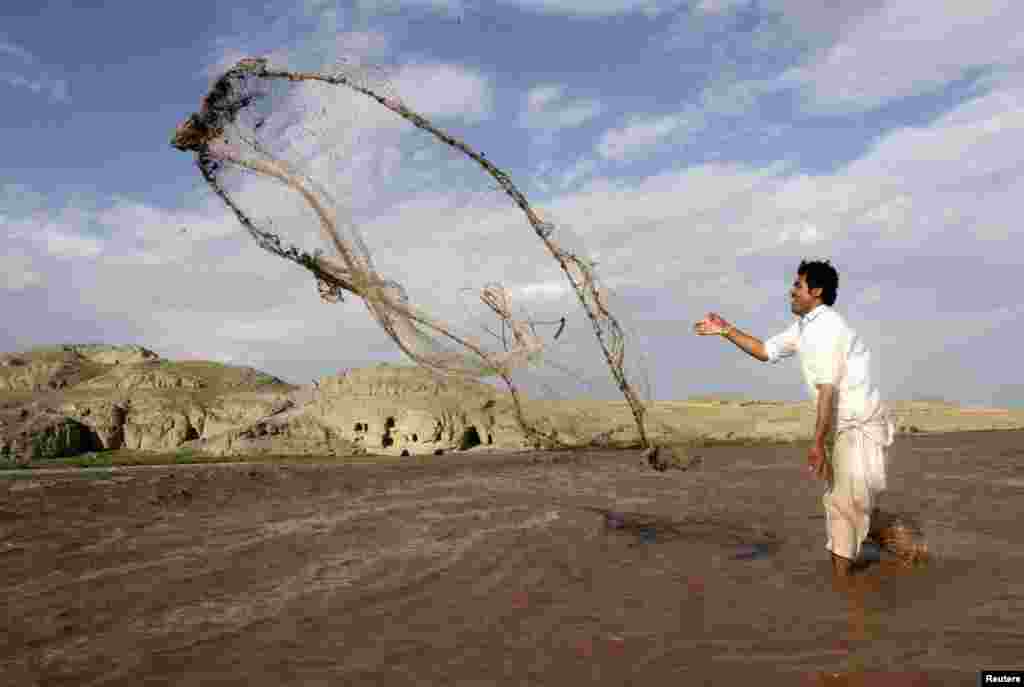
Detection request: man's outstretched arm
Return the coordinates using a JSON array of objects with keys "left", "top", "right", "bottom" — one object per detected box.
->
[{"left": 694, "top": 312, "right": 769, "bottom": 362}]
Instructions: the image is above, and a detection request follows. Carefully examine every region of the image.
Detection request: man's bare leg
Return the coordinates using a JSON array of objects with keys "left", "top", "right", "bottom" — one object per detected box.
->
[{"left": 831, "top": 552, "right": 854, "bottom": 584}]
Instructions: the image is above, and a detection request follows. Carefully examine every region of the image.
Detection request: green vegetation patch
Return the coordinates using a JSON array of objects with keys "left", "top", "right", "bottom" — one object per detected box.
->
[
  {"left": 0, "top": 471, "right": 36, "bottom": 480},
  {"left": 0, "top": 457, "right": 30, "bottom": 472},
  {"left": 50, "top": 452, "right": 115, "bottom": 468},
  {"left": 174, "top": 447, "right": 199, "bottom": 464}
]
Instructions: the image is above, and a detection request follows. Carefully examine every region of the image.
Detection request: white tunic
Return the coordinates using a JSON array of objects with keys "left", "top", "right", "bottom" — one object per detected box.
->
[{"left": 764, "top": 304, "right": 894, "bottom": 492}]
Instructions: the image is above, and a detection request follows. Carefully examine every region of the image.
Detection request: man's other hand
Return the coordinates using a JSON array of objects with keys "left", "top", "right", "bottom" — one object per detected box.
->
[
  {"left": 807, "top": 441, "right": 831, "bottom": 481},
  {"left": 694, "top": 312, "right": 733, "bottom": 336}
]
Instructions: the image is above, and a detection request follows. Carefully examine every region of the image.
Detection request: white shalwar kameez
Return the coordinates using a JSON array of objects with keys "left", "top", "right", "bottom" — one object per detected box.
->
[{"left": 765, "top": 304, "right": 895, "bottom": 561}]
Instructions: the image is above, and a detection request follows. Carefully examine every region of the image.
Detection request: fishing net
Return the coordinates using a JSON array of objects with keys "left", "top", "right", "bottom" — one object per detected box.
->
[{"left": 171, "top": 57, "right": 654, "bottom": 449}]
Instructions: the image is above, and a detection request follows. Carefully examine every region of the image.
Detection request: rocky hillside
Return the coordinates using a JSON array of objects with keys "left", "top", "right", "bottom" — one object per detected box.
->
[
  {"left": 0, "top": 345, "right": 524, "bottom": 465},
  {"left": 0, "top": 344, "right": 298, "bottom": 464},
  {"left": 2, "top": 344, "right": 1022, "bottom": 466}
]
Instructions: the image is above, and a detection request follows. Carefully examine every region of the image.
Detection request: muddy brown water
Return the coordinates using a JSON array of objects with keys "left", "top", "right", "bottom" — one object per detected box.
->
[{"left": 1, "top": 431, "right": 1022, "bottom": 685}]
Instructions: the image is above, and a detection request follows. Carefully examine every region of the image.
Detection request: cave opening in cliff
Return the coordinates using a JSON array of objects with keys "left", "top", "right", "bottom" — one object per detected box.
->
[{"left": 459, "top": 425, "right": 482, "bottom": 451}]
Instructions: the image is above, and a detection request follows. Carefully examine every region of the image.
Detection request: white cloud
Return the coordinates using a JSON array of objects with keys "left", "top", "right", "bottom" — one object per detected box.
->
[
  {"left": 215, "top": 317, "right": 313, "bottom": 342},
  {"left": 847, "top": 87, "right": 1024, "bottom": 178},
  {"left": 355, "top": 0, "right": 467, "bottom": 13},
  {"left": 855, "top": 284, "right": 882, "bottom": 306},
  {"left": 695, "top": 0, "right": 748, "bottom": 14},
  {"left": 558, "top": 157, "right": 598, "bottom": 188},
  {"left": 0, "top": 253, "right": 41, "bottom": 291},
  {"left": 7, "top": 215, "right": 105, "bottom": 259},
  {"left": 533, "top": 77, "right": 1024, "bottom": 297},
  {"left": 99, "top": 198, "right": 238, "bottom": 246},
  {"left": 828, "top": 81, "right": 1024, "bottom": 251},
  {"left": 698, "top": 78, "right": 780, "bottom": 117},
  {"left": 538, "top": 163, "right": 788, "bottom": 284},
  {"left": 40, "top": 226, "right": 103, "bottom": 259},
  {"left": 203, "top": 7, "right": 487, "bottom": 136},
  {"left": 772, "top": 221, "right": 821, "bottom": 246},
  {"left": 0, "top": 39, "right": 35, "bottom": 63},
  {"left": 333, "top": 30, "right": 391, "bottom": 60},
  {"left": 544, "top": 100, "right": 602, "bottom": 129},
  {"left": 781, "top": 0, "right": 1024, "bottom": 111},
  {"left": 203, "top": 0, "right": 391, "bottom": 78},
  {"left": 50, "top": 78, "right": 69, "bottom": 103},
  {"left": 0, "top": 71, "right": 70, "bottom": 103},
  {"left": 596, "top": 113, "right": 697, "bottom": 160},
  {"left": 759, "top": 0, "right": 885, "bottom": 37},
  {"left": 500, "top": 0, "right": 683, "bottom": 17},
  {"left": 512, "top": 279, "right": 571, "bottom": 300},
  {"left": 521, "top": 84, "right": 603, "bottom": 132},
  {"left": 353, "top": 0, "right": 685, "bottom": 16},
  {"left": 392, "top": 61, "right": 493, "bottom": 122},
  {"left": 0, "top": 184, "right": 48, "bottom": 215},
  {"left": 0, "top": 38, "right": 69, "bottom": 103},
  {"left": 527, "top": 85, "right": 562, "bottom": 112}
]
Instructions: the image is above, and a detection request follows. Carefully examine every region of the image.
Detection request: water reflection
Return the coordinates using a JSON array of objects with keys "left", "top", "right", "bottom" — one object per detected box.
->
[
  {"left": 587, "top": 506, "right": 782, "bottom": 554},
  {"left": 731, "top": 542, "right": 775, "bottom": 560},
  {"left": 589, "top": 507, "right": 778, "bottom": 552}
]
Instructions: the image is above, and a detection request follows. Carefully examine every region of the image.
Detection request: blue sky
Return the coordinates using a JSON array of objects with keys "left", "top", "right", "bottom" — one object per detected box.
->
[{"left": 2, "top": 0, "right": 1022, "bottom": 407}]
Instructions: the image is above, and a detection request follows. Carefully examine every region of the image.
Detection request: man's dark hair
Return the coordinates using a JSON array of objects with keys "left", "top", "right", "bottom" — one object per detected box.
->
[{"left": 798, "top": 259, "right": 839, "bottom": 306}]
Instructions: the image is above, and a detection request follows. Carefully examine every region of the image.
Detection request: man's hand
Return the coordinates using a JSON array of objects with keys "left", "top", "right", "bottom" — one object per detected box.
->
[
  {"left": 807, "top": 440, "right": 831, "bottom": 481},
  {"left": 694, "top": 312, "right": 733, "bottom": 336},
  {"left": 694, "top": 314, "right": 769, "bottom": 361}
]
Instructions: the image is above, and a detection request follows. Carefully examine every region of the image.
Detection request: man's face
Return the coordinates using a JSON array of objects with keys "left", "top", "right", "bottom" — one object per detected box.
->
[{"left": 790, "top": 273, "right": 822, "bottom": 316}]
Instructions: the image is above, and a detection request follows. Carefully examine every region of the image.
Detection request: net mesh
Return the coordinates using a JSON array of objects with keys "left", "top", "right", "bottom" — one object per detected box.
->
[{"left": 171, "top": 57, "right": 654, "bottom": 449}]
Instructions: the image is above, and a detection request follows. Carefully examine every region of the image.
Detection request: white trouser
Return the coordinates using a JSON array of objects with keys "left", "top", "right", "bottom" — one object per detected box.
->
[{"left": 823, "top": 405, "right": 894, "bottom": 560}]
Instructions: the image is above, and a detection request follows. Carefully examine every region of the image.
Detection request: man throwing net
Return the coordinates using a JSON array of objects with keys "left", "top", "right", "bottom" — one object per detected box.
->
[{"left": 694, "top": 260, "right": 926, "bottom": 580}]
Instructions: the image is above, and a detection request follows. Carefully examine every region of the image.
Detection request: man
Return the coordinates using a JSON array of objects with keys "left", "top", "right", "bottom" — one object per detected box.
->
[{"left": 693, "top": 260, "right": 895, "bottom": 579}]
